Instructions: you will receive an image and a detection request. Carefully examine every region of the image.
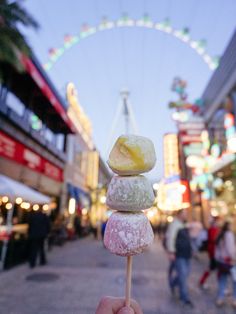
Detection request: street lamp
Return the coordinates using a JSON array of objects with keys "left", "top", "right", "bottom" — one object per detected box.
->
[
  {"left": 100, "top": 196, "right": 106, "bottom": 204},
  {"left": 68, "top": 198, "right": 76, "bottom": 215}
]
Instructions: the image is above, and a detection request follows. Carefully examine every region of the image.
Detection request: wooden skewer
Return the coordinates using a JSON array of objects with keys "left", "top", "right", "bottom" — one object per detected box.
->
[{"left": 125, "top": 255, "right": 133, "bottom": 307}]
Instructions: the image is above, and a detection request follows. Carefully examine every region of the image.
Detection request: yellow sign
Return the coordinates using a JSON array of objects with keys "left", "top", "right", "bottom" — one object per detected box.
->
[
  {"left": 66, "top": 83, "right": 93, "bottom": 148},
  {"left": 79, "top": 151, "right": 99, "bottom": 190},
  {"left": 163, "top": 133, "right": 180, "bottom": 178}
]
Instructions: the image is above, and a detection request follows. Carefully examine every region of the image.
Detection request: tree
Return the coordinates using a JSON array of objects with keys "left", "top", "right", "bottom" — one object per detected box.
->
[{"left": 0, "top": 0, "right": 39, "bottom": 75}]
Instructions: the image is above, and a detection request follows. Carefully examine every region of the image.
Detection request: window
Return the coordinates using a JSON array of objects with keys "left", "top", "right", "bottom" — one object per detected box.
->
[{"left": 6, "top": 92, "right": 25, "bottom": 117}]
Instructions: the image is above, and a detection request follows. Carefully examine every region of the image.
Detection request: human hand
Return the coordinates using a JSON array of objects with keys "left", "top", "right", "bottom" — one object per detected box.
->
[{"left": 95, "top": 296, "right": 143, "bottom": 314}]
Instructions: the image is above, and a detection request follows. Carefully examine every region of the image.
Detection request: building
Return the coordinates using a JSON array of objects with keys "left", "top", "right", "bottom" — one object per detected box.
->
[
  {"left": 157, "top": 133, "right": 190, "bottom": 214},
  {"left": 62, "top": 83, "right": 111, "bottom": 236},
  {"left": 0, "top": 53, "right": 74, "bottom": 268},
  {"left": 199, "top": 29, "right": 236, "bottom": 221}
]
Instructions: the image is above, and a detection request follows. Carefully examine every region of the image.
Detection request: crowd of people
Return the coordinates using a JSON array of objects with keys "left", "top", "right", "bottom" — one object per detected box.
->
[
  {"left": 28, "top": 207, "right": 236, "bottom": 313},
  {"left": 164, "top": 209, "right": 236, "bottom": 309}
]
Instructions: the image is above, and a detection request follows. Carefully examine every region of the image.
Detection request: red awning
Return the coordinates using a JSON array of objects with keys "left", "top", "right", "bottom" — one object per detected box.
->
[{"left": 20, "top": 55, "right": 75, "bottom": 134}]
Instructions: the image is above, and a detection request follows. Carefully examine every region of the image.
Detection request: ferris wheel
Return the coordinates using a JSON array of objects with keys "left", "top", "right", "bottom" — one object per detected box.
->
[{"left": 43, "top": 14, "right": 220, "bottom": 72}]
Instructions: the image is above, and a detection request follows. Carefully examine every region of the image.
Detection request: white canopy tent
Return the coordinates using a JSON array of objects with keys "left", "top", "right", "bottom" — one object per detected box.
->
[{"left": 0, "top": 174, "right": 50, "bottom": 204}]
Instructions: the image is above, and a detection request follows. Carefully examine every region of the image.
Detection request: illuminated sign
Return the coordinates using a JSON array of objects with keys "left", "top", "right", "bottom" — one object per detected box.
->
[
  {"left": 224, "top": 113, "right": 236, "bottom": 153},
  {"left": 30, "top": 114, "right": 42, "bottom": 131},
  {"left": 186, "top": 155, "right": 205, "bottom": 169},
  {"left": 184, "top": 143, "right": 203, "bottom": 156},
  {"left": 157, "top": 180, "right": 190, "bottom": 211},
  {"left": 172, "top": 111, "right": 190, "bottom": 122},
  {"left": 80, "top": 151, "right": 99, "bottom": 189},
  {"left": 163, "top": 133, "right": 180, "bottom": 178},
  {"left": 0, "top": 131, "right": 63, "bottom": 181},
  {"left": 210, "top": 143, "right": 221, "bottom": 158},
  {"left": 66, "top": 83, "right": 94, "bottom": 149}
]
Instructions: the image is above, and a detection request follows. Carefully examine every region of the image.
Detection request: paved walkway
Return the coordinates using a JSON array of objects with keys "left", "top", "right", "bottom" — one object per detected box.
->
[{"left": 0, "top": 235, "right": 235, "bottom": 314}]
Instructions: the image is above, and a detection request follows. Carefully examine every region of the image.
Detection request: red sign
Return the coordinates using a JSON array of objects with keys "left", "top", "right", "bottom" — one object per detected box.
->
[
  {"left": 180, "top": 180, "right": 190, "bottom": 204},
  {"left": 0, "top": 131, "right": 63, "bottom": 182}
]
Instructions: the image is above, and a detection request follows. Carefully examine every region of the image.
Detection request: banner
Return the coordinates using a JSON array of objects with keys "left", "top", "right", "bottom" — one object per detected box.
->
[{"left": 0, "top": 131, "right": 63, "bottom": 182}]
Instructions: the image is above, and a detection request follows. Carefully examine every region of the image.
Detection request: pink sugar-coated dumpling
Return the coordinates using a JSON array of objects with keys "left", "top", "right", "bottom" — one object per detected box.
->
[{"left": 104, "top": 212, "right": 154, "bottom": 257}]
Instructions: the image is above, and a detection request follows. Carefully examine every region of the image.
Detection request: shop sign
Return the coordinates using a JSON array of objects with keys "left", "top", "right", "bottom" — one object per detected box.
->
[
  {"left": 0, "top": 131, "right": 63, "bottom": 182},
  {"left": 23, "top": 149, "right": 42, "bottom": 171},
  {"left": 180, "top": 135, "right": 202, "bottom": 144},
  {"left": 157, "top": 179, "right": 190, "bottom": 211},
  {"left": 66, "top": 83, "right": 93, "bottom": 140},
  {"left": 180, "top": 129, "right": 202, "bottom": 135},
  {"left": 210, "top": 153, "right": 235, "bottom": 173},
  {"left": 210, "top": 143, "right": 221, "bottom": 158},
  {"left": 178, "top": 117, "right": 205, "bottom": 131},
  {"left": 186, "top": 155, "right": 205, "bottom": 168},
  {"left": 228, "top": 136, "right": 236, "bottom": 153},
  {"left": 163, "top": 134, "right": 180, "bottom": 178},
  {"left": 44, "top": 162, "right": 62, "bottom": 181},
  {"left": 184, "top": 143, "right": 203, "bottom": 156}
]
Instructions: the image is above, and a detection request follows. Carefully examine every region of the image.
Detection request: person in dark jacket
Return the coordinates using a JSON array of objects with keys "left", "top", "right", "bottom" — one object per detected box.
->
[
  {"left": 28, "top": 207, "right": 50, "bottom": 268},
  {"left": 166, "top": 209, "right": 193, "bottom": 308}
]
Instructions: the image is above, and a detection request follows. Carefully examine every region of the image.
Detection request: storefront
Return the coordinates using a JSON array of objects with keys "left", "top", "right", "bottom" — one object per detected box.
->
[
  {"left": 197, "top": 30, "right": 236, "bottom": 225},
  {"left": 0, "top": 51, "right": 75, "bottom": 268},
  {"left": 0, "top": 130, "right": 63, "bottom": 194},
  {"left": 0, "top": 174, "right": 51, "bottom": 269},
  {"left": 210, "top": 154, "right": 236, "bottom": 222}
]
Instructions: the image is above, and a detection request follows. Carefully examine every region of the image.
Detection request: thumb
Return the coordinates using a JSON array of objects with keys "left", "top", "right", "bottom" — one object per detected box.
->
[{"left": 117, "top": 306, "right": 135, "bottom": 314}]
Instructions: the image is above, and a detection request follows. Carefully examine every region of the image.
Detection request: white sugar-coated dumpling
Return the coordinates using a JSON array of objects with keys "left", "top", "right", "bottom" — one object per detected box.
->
[
  {"left": 107, "top": 135, "right": 156, "bottom": 175},
  {"left": 106, "top": 175, "right": 154, "bottom": 211},
  {"left": 104, "top": 212, "right": 154, "bottom": 257}
]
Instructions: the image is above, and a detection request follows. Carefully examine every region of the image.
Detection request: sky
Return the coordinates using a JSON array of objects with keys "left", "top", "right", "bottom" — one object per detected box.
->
[{"left": 21, "top": 0, "right": 236, "bottom": 180}]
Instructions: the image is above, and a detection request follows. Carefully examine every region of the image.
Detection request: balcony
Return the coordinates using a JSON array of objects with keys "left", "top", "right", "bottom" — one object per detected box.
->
[{"left": 0, "top": 101, "right": 66, "bottom": 163}]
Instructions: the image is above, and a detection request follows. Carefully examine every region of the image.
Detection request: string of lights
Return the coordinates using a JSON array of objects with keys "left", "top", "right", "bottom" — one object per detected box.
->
[{"left": 43, "top": 14, "right": 220, "bottom": 72}]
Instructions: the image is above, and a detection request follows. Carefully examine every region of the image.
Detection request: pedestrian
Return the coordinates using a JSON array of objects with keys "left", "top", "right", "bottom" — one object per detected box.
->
[
  {"left": 187, "top": 217, "right": 203, "bottom": 257},
  {"left": 96, "top": 296, "right": 143, "bottom": 314},
  {"left": 199, "top": 216, "right": 220, "bottom": 289},
  {"left": 28, "top": 207, "right": 51, "bottom": 268},
  {"left": 166, "top": 209, "right": 193, "bottom": 308},
  {"left": 74, "top": 215, "right": 82, "bottom": 237},
  {"left": 215, "top": 221, "right": 236, "bottom": 307}
]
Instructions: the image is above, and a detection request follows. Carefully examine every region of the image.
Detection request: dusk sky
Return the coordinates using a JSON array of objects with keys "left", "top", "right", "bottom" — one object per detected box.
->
[{"left": 22, "top": 0, "right": 236, "bottom": 180}]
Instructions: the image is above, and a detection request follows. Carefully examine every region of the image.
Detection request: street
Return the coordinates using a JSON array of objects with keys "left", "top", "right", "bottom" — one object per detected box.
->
[{"left": 0, "top": 236, "right": 234, "bottom": 314}]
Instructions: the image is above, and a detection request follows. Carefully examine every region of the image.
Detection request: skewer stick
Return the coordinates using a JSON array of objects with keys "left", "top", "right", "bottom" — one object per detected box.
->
[{"left": 125, "top": 255, "right": 133, "bottom": 307}]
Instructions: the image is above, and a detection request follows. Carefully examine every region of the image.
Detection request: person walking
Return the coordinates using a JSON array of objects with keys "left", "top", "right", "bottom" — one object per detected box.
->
[
  {"left": 215, "top": 221, "right": 236, "bottom": 307},
  {"left": 187, "top": 218, "right": 203, "bottom": 257},
  {"left": 166, "top": 209, "right": 193, "bottom": 308},
  {"left": 28, "top": 207, "right": 51, "bottom": 268},
  {"left": 199, "top": 216, "right": 220, "bottom": 289}
]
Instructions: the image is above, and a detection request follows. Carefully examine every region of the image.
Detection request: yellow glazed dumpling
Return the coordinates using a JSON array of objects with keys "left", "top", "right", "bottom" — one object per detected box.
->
[{"left": 107, "top": 135, "right": 156, "bottom": 175}]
